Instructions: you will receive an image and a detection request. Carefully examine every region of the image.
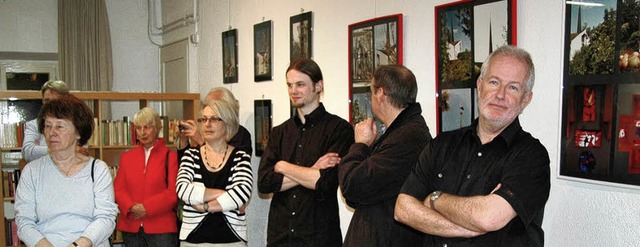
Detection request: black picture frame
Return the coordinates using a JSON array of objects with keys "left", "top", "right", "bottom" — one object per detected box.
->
[
  {"left": 254, "top": 20, "right": 272, "bottom": 82},
  {"left": 222, "top": 29, "right": 238, "bottom": 84},
  {"left": 254, "top": 99, "right": 272, "bottom": 157},
  {"left": 348, "top": 14, "right": 403, "bottom": 124},
  {"left": 560, "top": 0, "right": 640, "bottom": 188},
  {"left": 435, "top": 0, "right": 517, "bottom": 134},
  {"left": 290, "top": 11, "right": 313, "bottom": 61}
]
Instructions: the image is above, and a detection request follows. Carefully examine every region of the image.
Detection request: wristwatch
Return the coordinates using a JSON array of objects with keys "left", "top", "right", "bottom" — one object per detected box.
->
[{"left": 429, "top": 191, "right": 443, "bottom": 209}]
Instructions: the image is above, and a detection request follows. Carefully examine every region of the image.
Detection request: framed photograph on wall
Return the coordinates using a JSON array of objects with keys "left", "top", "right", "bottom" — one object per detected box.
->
[
  {"left": 254, "top": 99, "right": 272, "bottom": 157},
  {"left": 254, "top": 20, "right": 272, "bottom": 82},
  {"left": 290, "top": 11, "right": 313, "bottom": 61},
  {"left": 222, "top": 29, "right": 238, "bottom": 84},
  {"left": 435, "top": 0, "right": 517, "bottom": 133},
  {"left": 348, "top": 14, "right": 403, "bottom": 124},
  {"left": 560, "top": 0, "right": 640, "bottom": 188}
]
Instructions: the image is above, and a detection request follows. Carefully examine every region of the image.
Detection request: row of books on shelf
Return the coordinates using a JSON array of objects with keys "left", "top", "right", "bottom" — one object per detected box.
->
[
  {"left": 2, "top": 170, "right": 20, "bottom": 198},
  {"left": 0, "top": 123, "right": 24, "bottom": 149},
  {"left": 0, "top": 115, "right": 183, "bottom": 149},
  {"left": 87, "top": 116, "right": 181, "bottom": 147},
  {"left": 4, "top": 218, "right": 20, "bottom": 246}
]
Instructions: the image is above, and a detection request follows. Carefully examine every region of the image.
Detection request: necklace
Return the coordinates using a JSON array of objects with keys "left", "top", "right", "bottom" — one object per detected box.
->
[
  {"left": 52, "top": 156, "right": 76, "bottom": 177},
  {"left": 203, "top": 144, "right": 228, "bottom": 170}
]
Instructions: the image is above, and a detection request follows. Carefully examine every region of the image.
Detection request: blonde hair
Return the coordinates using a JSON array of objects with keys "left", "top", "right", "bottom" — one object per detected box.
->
[
  {"left": 133, "top": 107, "right": 161, "bottom": 133},
  {"left": 204, "top": 100, "right": 239, "bottom": 142},
  {"left": 41, "top": 80, "right": 69, "bottom": 95}
]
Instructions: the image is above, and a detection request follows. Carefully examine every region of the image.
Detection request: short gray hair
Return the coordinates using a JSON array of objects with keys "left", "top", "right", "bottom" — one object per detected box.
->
[
  {"left": 206, "top": 87, "right": 240, "bottom": 117},
  {"left": 41, "top": 80, "right": 69, "bottom": 95},
  {"left": 479, "top": 45, "right": 535, "bottom": 92}
]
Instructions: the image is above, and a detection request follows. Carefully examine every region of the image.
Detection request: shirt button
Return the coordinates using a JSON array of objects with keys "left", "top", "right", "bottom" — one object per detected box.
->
[
  {"left": 477, "top": 152, "right": 482, "bottom": 156},
  {"left": 438, "top": 173, "right": 443, "bottom": 178},
  {"left": 298, "top": 144, "right": 302, "bottom": 148},
  {"left": 442, "top": 244, "right": 448, "bottom": 247},
  {"left": 302, "top": 128, "right": 306, "bottom": 131},
  {"left": 293, "top": 195, "right": 297, "bottom": 199},
  {"left": 291, "top": 228, "right": 295, "bottom": 232},
  {"left": 292, "top": 211, "right": 296, "bottom": 216},
  {"left": 466, "top": 174, "right": 471, "bottom": 179}
]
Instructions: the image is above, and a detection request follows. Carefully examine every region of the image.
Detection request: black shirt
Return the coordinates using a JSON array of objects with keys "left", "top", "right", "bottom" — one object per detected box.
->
[
  {"left": 186, "top": 149, "right": 242, "bottom": 244},
  {"left": 258, "top": 103, "right": 354, "bottom": 247},
  {"left": 401, "top": 118, "right": 550, "bottom": 246},
  {"left": 339, "top": 103, "right": 432, "bottom": 247},
  {"left": 231, "top": 125, "right": 253, "bottom": 155}
]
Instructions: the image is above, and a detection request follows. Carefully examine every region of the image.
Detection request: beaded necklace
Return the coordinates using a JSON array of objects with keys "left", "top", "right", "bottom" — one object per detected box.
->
[{"left": 203, "top": 144, "right": 228, "bottom": 169}]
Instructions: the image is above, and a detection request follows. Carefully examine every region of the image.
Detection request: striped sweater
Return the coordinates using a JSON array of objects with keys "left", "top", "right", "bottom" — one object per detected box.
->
[{"left": 176, "top": 147, "right": 253, "bottom": 242}]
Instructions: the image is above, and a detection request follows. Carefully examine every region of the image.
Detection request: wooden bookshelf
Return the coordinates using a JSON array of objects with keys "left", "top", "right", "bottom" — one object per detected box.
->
[{"left": 0, "top": 90, "right": 200, "bottom": 245}]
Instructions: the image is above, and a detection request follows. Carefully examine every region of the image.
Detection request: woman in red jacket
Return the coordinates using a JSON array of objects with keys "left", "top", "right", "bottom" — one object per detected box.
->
[{"left": 114, "top": 107, "right": 179, "bottom": 246}]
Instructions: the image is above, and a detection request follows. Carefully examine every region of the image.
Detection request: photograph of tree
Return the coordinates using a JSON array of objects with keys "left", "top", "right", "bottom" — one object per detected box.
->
[
  {"left": 438, "top": 5, "right": 473, "bottom": 89},
  {"left": 290, "top": 12, "right": 312, "bottom": 61},
  {"left": 561, "top": 0, "right": 640, "bottom": 188},
  {"left": 374, "top": 21, "right": 398, "bottom": 67},
  {"left": 567, "top": 0, "right": 616, "bottom": 75},
  {"left": 351, "top": 26, "right": 374, "bottom": 85},
  {"left": 348, "top": 14, "right": 402, "bottom": 126},
  {"left": 619, "top": 0, "right": 640, "bottom": 73},
  {"left": 435, "top": 0, "right": 515, "bottom": 134},
  {"left": 352, "top": 88, "right": 372, "bottom": 124},
  {"left": 440, "top": 88, "right": 473, "bottom": 132},
  {"left": 222, "top": 29, "right": 238, "bottom": 84},
  {"left": 254, "top": 20, "right": 272, "bottom": 82},
  {"left": 254, "top": 99, "right": 271, "bottom": 157}
]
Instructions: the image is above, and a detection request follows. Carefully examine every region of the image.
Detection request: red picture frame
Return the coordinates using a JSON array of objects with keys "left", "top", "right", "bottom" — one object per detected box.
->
[{"left": 348, "top": 14, "right": 403, "bottom": 125}]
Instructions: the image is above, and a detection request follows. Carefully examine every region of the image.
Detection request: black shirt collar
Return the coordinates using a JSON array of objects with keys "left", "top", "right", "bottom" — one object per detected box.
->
[
  {"left": 293, "top": 103, "right": 328, "bottom": 126},
  {"left": 386, "top": 103, "right": 422, "bottom": 132},
  {"left": 467, "top": 117, "right": 522, "bottom": 147}
]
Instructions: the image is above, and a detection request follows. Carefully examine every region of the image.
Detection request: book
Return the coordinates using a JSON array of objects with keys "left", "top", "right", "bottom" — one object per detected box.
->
[{"left": 10, "top": 219, "right": 18, "bottom": 246}]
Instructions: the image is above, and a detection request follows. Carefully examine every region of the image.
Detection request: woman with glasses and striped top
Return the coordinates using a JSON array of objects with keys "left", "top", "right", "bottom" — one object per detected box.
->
[{"left": 176, "top": 100, "right": 253, "bottom": 247}]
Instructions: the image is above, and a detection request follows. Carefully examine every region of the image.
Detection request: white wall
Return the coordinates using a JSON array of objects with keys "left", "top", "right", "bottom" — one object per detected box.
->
[
  {"left": 105, "top": 0, "right": 161, "bottom": 119},
  {"left": 0, "top": 0, "right": 57, "bottom": 53},
  {"left": 196, "top": 0, "right": 640, "bottom": 246},
  {"left": 0, "top": 0, "right": 160, "bottom": 119}
]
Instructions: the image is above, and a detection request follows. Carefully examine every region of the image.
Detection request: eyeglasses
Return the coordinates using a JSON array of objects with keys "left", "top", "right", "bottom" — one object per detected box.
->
[{"left": 197, "top": 117, "right": 224, "bottom": 124}]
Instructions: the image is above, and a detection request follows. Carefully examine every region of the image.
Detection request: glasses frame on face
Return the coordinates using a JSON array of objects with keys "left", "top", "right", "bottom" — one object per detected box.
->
[{"left": 197, "top": 116, "right": 224, "bottom": 124}]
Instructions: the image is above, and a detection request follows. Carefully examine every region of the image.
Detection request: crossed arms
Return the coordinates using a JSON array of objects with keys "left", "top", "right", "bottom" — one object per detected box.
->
[{"left": 394, "top": 185, "right": 516, "bottom": 238}]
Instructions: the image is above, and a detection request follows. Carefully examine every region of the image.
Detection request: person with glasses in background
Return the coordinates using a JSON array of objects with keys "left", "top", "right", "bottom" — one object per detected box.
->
[{"left": 176, "top": 100, "right": 253, "bottom": 246}]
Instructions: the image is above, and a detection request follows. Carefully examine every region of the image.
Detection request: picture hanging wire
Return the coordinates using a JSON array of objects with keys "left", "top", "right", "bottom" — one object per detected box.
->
[
  {"left": 227, "top": 0, "right": 231, "bottom": 29},
  {"left": 375, "top": 1, "right": 378, "bottom": 16}
]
